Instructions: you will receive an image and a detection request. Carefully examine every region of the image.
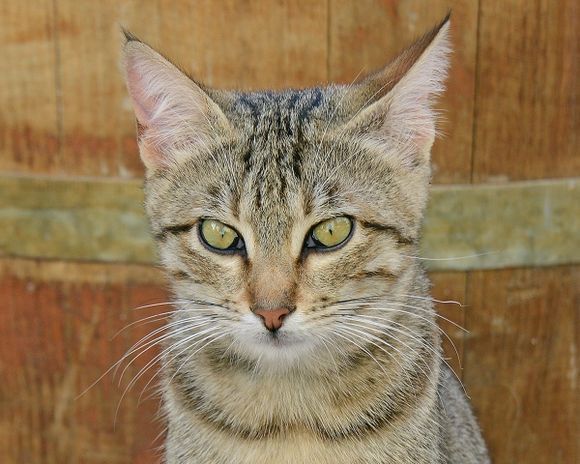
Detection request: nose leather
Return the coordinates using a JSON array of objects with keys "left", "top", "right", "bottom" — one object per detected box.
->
[{"left": 253, "top": 307, "right": 291, "bottom": 331}]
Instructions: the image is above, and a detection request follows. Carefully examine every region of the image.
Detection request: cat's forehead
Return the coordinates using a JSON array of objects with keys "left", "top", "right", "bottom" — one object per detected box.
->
[
  {"left": 160, "top": 86, "right": 395, "bottom": 251},
  {"left": 228, "top": 87, "right": 329, "bottom": 124},
  {"left": 229, "top": 89, "right": 331, "bottom": 247}
]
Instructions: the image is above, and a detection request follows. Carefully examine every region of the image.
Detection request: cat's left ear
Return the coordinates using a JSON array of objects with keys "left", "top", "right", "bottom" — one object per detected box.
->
[{"left": 340, "top": 15, "right": 451, "bottom": 168}]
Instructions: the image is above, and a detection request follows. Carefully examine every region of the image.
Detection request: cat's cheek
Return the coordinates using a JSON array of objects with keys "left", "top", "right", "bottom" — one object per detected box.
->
[{"left": 363, "top": 247, "right": 405, "bottom": 277}]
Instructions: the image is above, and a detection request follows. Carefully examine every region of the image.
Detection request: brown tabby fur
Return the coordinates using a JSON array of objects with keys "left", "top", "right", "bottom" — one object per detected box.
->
[{"left": 122, "top": 15, "right": 489, "bottom": 463}]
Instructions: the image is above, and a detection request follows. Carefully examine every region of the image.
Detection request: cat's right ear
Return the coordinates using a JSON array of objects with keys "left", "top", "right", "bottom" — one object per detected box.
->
[{"left": 121, "top": 32, "right": 231, "bottom": 172}]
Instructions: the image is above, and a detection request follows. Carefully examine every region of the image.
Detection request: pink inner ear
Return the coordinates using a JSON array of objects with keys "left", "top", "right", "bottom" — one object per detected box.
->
[
  {"left": 138, "top": 136, "right": 172, "bottom": 170},
  {"left": 125, "top": 61, "right": 175, "bottom": 170},
  {"left": 123, "top": 41, "right": 232, "bottom": 171},
  {"left": 125, "top": 63, "right": 159, "bottom": 128}
]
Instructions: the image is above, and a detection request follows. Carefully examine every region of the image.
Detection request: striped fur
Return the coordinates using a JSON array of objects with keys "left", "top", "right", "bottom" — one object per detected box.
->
[{"left": 123, "top": 15, "right": 489, "bottom": 463}]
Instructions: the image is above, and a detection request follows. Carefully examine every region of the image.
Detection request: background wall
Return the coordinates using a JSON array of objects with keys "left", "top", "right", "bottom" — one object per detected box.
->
[{"left": 0, "top": 1, "right": 577, "bottom": 463}]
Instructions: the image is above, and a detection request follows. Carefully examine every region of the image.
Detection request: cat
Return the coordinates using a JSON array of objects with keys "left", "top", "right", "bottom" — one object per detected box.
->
[{"left": 122, "top": 15, "right": 489, "bottom": 464}]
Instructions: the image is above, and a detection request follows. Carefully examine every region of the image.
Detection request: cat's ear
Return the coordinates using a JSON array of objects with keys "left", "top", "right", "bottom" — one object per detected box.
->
[
  {"left": 340, "top": 15, "right": 451, "bottom": 168},
  {"left": 121, "top": 32, "right": 231, "bottom": 171}
]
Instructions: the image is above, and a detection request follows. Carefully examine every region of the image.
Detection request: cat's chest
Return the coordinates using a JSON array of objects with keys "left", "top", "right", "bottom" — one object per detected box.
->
[
  {"left": 167, "top": 422, "right": 440, "bottom": 464},
  {"left": 169, "top": 359, "right": 399, "bottom": 435},
  {"left": 165, "top": 380, "right": 441, "bottom": 464},
  {"left": 167, "top": 426, "right": 440, "bottom": 464}
]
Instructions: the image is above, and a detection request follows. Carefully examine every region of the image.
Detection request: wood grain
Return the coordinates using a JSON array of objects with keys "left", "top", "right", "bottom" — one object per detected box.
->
[
  {"left": 5, "top": 0, "right": 329, "bottom": 178},
  {"left": 328, "top": 0, "right": 479, "bottom": 184},
  {"left": 464, "top": 266, "right": 579, "bottom": 463},
  {"left": 0, "top": 1, "right": 60, "bottom": 174},
  {"left": 0, "top": 259, "right": 166, "bottom": 464},
  {"left": 154, "top": 0, "right": 329, "bottom": 90},
  {"left": 55, "top": 0, "right": 159, "bottom": 178},
  {"left": 472, "top": 0, "right": 579, "bottom": 182}
]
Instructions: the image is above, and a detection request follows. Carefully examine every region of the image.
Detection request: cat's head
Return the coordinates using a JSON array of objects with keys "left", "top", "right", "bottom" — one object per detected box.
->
[{"left": 122, "top": 18, "right": 450, "bottom": 371}]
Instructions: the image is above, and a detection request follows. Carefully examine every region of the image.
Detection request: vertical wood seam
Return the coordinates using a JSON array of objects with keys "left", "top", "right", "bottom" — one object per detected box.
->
[
  {"left": 464, "top": 0, "right": 483, "bottom": 384},
  {"left": 469, "top": 0, "right": 483, "bottom": 184},
  {"left": 326, "top": 0, "right": 331, "bottom": 83},
  {"left": 51, "top": 0, "right": 63, "bottom": 163}
]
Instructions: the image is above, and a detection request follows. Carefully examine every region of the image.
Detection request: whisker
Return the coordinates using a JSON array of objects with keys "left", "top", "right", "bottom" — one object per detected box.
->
[
  {"left": 334, "top": 300, "right": 468, "bottom": 333},
  {"left": 341, "top": 315, "right": 467, "bottom": 397},
  {"left": 336, "top": 322, "right": 448, "bottom": 407},
  {"left": 342, "top": 312, "right": 462, "bottom": 371},
  {"left": 114, "top": 326, "right": 222, "bottom": 425},
  {"left": 132, "top": 300, "right": 187, "bottom": 311},
  {"left": 111, "top": 308, "right": 216, "bottom": 340},
  {"left": 115, "top": 319, "right": 216, "bottom": 385},
  {"left": 332, "top": 328, "right": 391, "bottom": 378},
  {"left": 132, "top": 297, "right": 231, "bottom": 311},
  {"left": 338, "top": 320, "right": 436, "bottom": 380},
  {"left": 117, "top": 314, "right": 217, "bottom": 364},
  {"left": 169, "top": 331, "right": 230, "bottom": 382},
  {"left": 399, "top": 293, "right": 465, "bottom": 308},
  {"left": 401, "top": 251, "right": 497, "bottom": 261},
  {"left": 139, "top": 330, "right": 231, "bottom": 404},
  {"left": 317, "top": 333, "right": 342, "bottom": 375},
  {"left": 330, "top": 295, "right": 385, "bottom": 306},
  {"left": 75, "top": 316, "right": 206, "bottom": 399},
  {"left": 342, "top": 316, "right": 443, "bottom": 365}
]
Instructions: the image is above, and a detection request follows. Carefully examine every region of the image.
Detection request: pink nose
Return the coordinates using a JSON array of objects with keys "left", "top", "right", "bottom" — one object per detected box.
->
[{"left": 253, "top": 307, "right": 291, "bottom": 331}]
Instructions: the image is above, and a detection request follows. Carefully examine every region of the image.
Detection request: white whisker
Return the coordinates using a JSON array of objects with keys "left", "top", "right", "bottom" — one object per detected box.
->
[{"left": 401, "top": 251, "right": 497, "bottom": 261}]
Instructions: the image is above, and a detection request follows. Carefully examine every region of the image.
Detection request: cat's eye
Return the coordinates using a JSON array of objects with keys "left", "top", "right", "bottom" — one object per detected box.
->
[
  {"left": 305, "top": 216, "right": 353, "bottom": 251},
  {"left": 199, "top": 219, "right": 245, "bottom": 253}
]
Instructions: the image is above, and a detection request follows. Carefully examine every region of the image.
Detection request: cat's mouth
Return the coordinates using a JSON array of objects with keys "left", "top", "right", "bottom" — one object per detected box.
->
[
  {"left": 268, "top": 332, "right": 312, "bottom": 350},
  {"left": 260, "top": 329, "right": 297, "bottom": 347},
  {"left": 242, "top": 326, "right": 309, "bottom": 352}
]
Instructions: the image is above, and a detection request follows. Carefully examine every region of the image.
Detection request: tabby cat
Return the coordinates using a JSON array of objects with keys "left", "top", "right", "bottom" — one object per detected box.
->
[{"left": 122, "top": 15, "right": 489, "bottom": 464}]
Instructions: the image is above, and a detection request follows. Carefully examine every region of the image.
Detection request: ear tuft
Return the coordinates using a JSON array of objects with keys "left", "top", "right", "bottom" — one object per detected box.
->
[{"left": 120, "top": 27, "right": 141, "bottom": 45}]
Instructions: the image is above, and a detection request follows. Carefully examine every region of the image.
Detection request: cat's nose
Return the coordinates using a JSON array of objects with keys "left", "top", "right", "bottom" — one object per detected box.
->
[{"left": 252, "top": 307, "right": 292, "bottom": 331}]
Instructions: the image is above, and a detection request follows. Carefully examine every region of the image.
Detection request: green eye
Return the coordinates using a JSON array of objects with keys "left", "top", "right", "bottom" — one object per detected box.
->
[
  {"left": 199, "top": 219, "right": 244, "bottom": 253},
  {"left": 308, "top": 217, "right": 353, "bottom": 250}
]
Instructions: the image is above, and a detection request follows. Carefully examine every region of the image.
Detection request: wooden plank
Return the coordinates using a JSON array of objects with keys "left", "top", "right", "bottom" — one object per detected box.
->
[
  {"left": 422, "top": 178, "right": 580, "bottom": 270},
  {"left": 155, "top": 0, "right": 329, "bottom": 90},
  {"left": 472, "top": 0, "right": 579, "bottom": 182},
  {"left": 1, "top": 175, "right": 578, "bottom": 270},
  {"left": 464, "top": 266, "right": 579, "bottom": 463},
  {"left": 0, "top": 176, "right": 150, "bottom": 264},
  {"left": 54, "top": 0, "right": 159, "bottom": 179},
  {"left": 0, "top": 259, "right": 166, "bottom": 463},
  {"left": 328, "top": 0, "right": 479, "bottom": 184},
  {"left": 0, "top": 1, "right": 59, "bottom": 174}
]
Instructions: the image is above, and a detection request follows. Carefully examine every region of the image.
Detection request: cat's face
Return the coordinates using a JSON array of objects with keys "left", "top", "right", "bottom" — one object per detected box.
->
[{"left": 123, "top": 20, "right": 450, "bottom": 370}]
